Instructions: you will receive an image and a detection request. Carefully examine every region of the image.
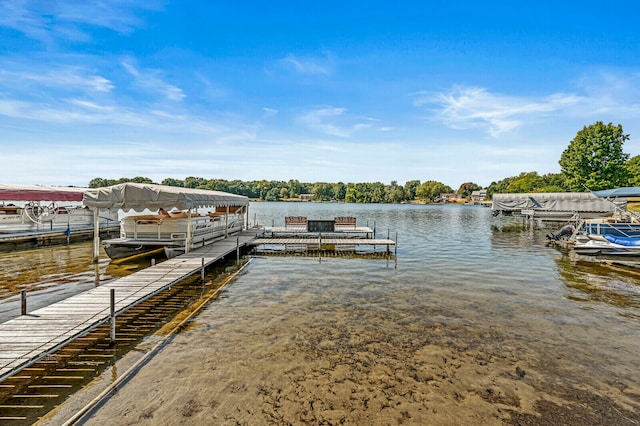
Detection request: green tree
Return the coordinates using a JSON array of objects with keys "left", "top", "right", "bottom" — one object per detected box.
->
[
  {"left": 404, "top": 180, "right": 420, "bottom": 200},
  {"left": 161, "top": 178, "right": 184, "bottom": 187},
  {"left": 88, "top": 178, "right": 109, "bottom": 188},
  {"left": 559, "top": 121, "right": 630, "bottom": 191},
  {"left": 264, "top": 187, "right": 281, "bottom": 201},
  {"left": 311, "top": 182, "right": 334, "bottom": 201},
  {"left": 184, "top": 176, "right": 207, "bottom": 188},
  {"left": 332, "top": 182, "right": 346, "bottom": 201},
  {"left": 506, "top": 172, "right": 544, "bottom": 193},
  {"left": 287, "top": 179, "right": 304, "bottom": 198},
  {"left": 416, "top": 181, "right": 453, "bottom": 202},
  {"left": 128, "top": 176, "right": 155, "bottom": 184},
  {"left": 457, "top": 182, "right": 482, "bottom": 198},
  {"left": 627, "top": 155, "right": 640, "bottom": 186}
]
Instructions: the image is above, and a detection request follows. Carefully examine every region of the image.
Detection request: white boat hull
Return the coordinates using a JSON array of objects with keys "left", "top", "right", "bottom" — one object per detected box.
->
[
  {"left": 103, "top": 212, "right": 244, "bottom": 261},
  {"left": 573, "top": 234, "right": 640, "bottom": 256}
]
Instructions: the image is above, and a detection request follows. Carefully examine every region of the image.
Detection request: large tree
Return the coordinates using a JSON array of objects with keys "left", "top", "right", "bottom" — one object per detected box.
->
[
  {"left": 457, "top": 182, "right": 482, "bottom": 198},
  {"left": 559, "top": 121, "right": 630, "bottom": 191},
  {"left": 416, "top": 180, "right": 453, "bottom": 202},
  {"left": 627, "top": 155, "right": 640, "bottom": 186}
]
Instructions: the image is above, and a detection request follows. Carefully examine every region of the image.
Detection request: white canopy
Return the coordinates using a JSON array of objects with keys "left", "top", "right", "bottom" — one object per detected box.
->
[{"left": 83, "top": 183, "right": 249, "bottom": 211}]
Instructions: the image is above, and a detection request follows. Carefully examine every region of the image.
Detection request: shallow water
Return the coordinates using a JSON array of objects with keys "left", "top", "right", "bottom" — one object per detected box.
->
[
  {"left": 4, "top": 202, "right": 640, "bottom": 423},
  {"left": 0, "top": 241, "right": 154, "bottom": 323}
]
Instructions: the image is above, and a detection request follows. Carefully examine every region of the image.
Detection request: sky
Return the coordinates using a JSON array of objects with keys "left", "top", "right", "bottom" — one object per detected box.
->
[{"left": 1, "top": 1, "right": 640, "bottom": 190}]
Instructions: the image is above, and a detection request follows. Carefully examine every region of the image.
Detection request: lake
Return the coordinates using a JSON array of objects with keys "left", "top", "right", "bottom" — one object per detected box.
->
[{"left": 4, "top": 202, "right": 640, "bottom": 424}]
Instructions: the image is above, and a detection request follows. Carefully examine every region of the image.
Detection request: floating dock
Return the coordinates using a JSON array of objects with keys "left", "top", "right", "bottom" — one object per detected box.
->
[
  {"left": 252, "top": 222, "right": 396, "bottom": 255},
  {"left": 0, "top": 230, "right": 258, "bottom": 382}
]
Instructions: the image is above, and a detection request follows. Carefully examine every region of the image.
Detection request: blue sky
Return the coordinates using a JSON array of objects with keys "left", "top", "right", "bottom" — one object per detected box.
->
[{"left": 1, "top": 1, "right": 640, "bottom": 189}]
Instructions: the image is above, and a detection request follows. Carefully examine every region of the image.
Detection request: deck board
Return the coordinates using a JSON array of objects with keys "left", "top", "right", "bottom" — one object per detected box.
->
[{"left": 0, "top": 230, "right": 257, "bottom": 381}]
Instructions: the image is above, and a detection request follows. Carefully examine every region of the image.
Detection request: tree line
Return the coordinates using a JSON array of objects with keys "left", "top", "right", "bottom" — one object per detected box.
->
[
  {"left": 88, "top": 176, "right": 480, "bottom": 203},
  {"left": 89, "top": 121, "right": 638, "bottom": 202}
]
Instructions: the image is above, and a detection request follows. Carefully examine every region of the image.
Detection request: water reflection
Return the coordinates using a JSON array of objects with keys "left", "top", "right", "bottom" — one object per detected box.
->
[{"left": 554, "top": 247, "right": 640, "bottom": 314}]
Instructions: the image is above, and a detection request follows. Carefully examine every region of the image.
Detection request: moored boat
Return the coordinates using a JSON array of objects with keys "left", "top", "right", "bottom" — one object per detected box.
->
[
  {"left": 103, "top": 208, "right": 245, "bottom": 260},
  {"left": 573, "top": 233, "right": 640, "bottom": 256},
  {"left": 83, "top": 183, "right": 250, "bottom": 261},
  {"left": 0, "top": 184, "right": 118, "bottom": 235}
]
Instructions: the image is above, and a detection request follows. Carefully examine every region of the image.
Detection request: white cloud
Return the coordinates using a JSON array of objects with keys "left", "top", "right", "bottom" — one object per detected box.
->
[
  {"left": 280, "top": 52, "right": 334, "bottom": 75},
  {"left": 0, "top": 67, "right": 114, "bottom": 93},
  {"left": 299, "top": 106, "right": 375, "bottom": 138},
  {"left": 0, "top": 0, "right": 161, "bottom": 42},
  {"left": 121, "top": 61, "right": 186, "bottom": 102},
  {"left": 415, "top": 86, "right": 583, "bottom": 137}
]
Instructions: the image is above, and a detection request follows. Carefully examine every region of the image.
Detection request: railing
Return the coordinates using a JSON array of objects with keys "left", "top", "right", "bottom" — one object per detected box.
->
[
  {"left": 582, "top": 222, "right": 640, "bottom": 238},
  {"left": 285, "top": 216, "right": 308, "bottom": 229}
]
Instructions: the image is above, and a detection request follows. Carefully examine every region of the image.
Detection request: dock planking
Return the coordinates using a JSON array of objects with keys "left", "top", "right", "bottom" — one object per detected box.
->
[
  {"left": 0, "top": 230, "right": 258, "bottom": 382},
  {"left": 252, "top": 237, "right": 395, "bottom": 246}
]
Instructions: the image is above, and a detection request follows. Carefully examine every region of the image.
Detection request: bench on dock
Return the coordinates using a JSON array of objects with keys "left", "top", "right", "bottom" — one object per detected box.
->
[
  {"left": 285, "top": 216, "right": 308, "bottom": 229},
  {"left": 334, "top": 216, "right": 357, "bottom": 229}
]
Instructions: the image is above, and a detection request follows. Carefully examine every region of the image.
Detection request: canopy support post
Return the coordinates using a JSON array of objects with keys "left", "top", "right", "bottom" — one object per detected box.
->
[
  {"left": 225, "top": 206, "right": 229, "bottom": 238},
  {"left": 185, "top": 209, "right": 192, "bottom": 254},
  {"left": 92, "top": 208, "right": 100, "bottom": 263}
]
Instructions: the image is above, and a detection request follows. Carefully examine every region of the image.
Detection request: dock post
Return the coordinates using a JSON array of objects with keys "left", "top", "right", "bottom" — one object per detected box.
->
[
  {"left": 236, "top": 236, "right": 240, "bottom": 265},
  {"left": 395, "top": 232, "right": 398, "bottom": 269},
  {"left": 201, "top": 258, "right": 205, "bottom": 283},
  {"left": 151, "top": 258, "right": 156, "bottom": 266},
  {"left": 21, "top": 290, "right": 27, "bottom": 315},
  {"left": 395, "top": 232, "right": 398, "bottom": 256},
  {"left": 110, "top": 289, "right": 116, "bottom": 345}
]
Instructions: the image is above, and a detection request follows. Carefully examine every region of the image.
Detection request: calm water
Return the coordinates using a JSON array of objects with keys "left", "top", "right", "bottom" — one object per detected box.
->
[
  {"left": 248, "top": 202, "right": 640, "bottom": 363},
  {"left": 3, "top": 202, "right": 640, "bottom": 422}
]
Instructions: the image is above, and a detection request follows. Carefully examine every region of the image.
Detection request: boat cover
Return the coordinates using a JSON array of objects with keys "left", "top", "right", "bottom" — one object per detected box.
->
[
  {"left": 491, "top": 192, "right": 624, "bottom": 212},
  {"left": 83, "top": 183, "right": 249, "bottom": 211},
  {"left": 604, "top": 234, "right": 640, "bottom": 246},
  {"left": 0, "top": 184, "right": 85, "bottom": 202},
  {"left": 592, "top": 187, "right": 640, "bottom": 198}
]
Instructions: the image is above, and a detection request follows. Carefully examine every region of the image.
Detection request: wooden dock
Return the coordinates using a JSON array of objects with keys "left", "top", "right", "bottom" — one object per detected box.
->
[
  {"left": 264, "top": 225, "right": 374, "bottom": 236},
  {"left": 252, "top": 237, "right": 395, "bottom": 246},
  {"left": 251, "top": 235, "right": 396, "bottom": 255},
  {"left": 0, "top": 230, "right": 258, "bottom": 382}
]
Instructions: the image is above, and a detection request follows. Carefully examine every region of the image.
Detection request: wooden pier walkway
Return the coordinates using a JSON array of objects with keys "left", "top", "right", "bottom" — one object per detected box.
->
[{"left": 0, "top": 230, "right": 257, "bottom": 382}]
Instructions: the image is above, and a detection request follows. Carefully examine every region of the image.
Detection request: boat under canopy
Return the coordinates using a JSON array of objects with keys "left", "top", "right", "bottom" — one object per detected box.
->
[
  {"left": 0, "top": 184, "right": 85, "bottom": 202},
  {"left": 83, "top": 183, "right": 250, "bottom": 262},
  {"left": 0, "top": 184, "right": 118, "bottom": 239}
]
